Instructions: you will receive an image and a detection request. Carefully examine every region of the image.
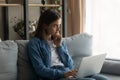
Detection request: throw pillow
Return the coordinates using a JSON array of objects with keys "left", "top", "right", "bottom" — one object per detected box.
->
[
  {"left": 0, "top": 40, "right": 17, "bottom": 80},
  {"left": 63, "top": 33, "right": 93, "bottom": 69},
  {"left": 15, "top": 40, "right": 38, "bottom": 80}
]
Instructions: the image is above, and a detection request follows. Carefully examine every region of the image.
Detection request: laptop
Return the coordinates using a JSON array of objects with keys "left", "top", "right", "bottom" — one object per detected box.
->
[{"left": 76, "top": 53, "right": 107, "bottom": 78}]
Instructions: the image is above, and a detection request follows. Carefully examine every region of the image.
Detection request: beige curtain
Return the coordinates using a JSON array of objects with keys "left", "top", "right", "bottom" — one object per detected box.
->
[{"left": 67, "top": 0, "right": 85, "bottom": 36}]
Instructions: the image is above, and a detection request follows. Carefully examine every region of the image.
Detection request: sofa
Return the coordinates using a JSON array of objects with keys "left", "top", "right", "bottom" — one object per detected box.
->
[{"left": 0, "top": 33, "right": 120, "bottom": 80}]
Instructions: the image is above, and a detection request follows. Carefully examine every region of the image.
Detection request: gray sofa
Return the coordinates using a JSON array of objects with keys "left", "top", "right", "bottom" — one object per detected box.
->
[{"left": 0, "top": 33, "right": 120, "bottom": 80}]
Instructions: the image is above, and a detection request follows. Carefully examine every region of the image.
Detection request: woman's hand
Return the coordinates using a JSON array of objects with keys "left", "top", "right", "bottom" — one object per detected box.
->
[
  {"left": 64, "top": 69, "right": 78, "bottom": 78},
  {"left": 53, "top": 33, "right": 62, "bottom": 47}
]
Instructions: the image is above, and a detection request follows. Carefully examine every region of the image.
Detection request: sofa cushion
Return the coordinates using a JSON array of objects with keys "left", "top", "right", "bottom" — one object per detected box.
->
[
  {"left": 15, "top": 40, "right": 38, "bottom": 80},
  {"left": 101, "top": 59, "right": 120, "bottom": 75},
  {"left": 0, "top": 40, "right": 17, "bottom": 80},
  {"left": 63, "top": 33, "right": 93, "bottom": 69}
]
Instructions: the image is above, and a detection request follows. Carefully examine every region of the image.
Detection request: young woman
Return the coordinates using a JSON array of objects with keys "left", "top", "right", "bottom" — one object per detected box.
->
[{"left": 27, "top": 9, "right": 110, "bottom": 80}]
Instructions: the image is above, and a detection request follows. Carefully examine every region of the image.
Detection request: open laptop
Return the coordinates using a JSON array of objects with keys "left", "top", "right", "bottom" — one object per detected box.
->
[{"left": 76, "top": 53, "right": 107, "bottom": 78}]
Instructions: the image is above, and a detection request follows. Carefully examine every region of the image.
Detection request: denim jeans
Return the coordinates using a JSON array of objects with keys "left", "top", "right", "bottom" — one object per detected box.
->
[
  {"left": 59, "top": 74, "right": 110, "bottom": 80},
  {"left": 59, "top": 78, "right": 95, "bottom": 80}
]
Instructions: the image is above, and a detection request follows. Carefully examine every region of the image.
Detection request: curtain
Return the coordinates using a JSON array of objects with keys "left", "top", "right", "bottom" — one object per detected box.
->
[
  {"left": 67, "top": 0, "right": 85, "bottom": 36},
  {"left": 85, "top": 0, "right": 120, "bottom": 59}
]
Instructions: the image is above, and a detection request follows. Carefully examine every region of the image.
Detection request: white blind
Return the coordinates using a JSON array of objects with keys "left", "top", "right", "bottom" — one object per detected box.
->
[{"left": 85, "top": 0, "right": 120, "bottom": 60}]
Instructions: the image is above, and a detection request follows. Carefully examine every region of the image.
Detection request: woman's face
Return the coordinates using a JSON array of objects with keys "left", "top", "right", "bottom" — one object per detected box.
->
[{"left": 46, "top": 18, "right": 62, "bottom": 35}]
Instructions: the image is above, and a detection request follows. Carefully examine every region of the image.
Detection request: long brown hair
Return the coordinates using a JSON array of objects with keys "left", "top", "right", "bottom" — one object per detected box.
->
[{"left": 35, "top": 9, "right": 61, "bottom": 38}]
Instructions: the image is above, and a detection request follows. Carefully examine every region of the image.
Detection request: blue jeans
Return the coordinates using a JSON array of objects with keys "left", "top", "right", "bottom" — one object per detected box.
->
[
  {"left": 59, "top": 74, "right": 110, "bottom": 80},
  {"left": 59, "top": 78, "right": 95, "bottom": 80}
]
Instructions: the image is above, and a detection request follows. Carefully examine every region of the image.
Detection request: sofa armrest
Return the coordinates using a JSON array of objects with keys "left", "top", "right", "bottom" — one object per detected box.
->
[{"left": 101, "top": 59, "right": 120, "bottom": 76}]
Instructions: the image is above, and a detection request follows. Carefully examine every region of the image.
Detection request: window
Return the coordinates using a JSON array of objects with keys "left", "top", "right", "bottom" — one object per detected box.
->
[{"left": 85, "top": 0, "right": 120, "bottom": 60}]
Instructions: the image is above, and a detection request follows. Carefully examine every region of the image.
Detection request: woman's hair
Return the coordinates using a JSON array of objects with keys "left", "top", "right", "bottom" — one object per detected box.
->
[{"left": 35, "top": 9, "right": 61, "bottom": 38}]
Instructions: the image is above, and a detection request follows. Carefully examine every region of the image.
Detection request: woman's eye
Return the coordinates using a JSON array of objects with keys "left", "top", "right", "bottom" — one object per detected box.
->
[{"left": 52, "top": 24, "right": 61, "bottom": 29}]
